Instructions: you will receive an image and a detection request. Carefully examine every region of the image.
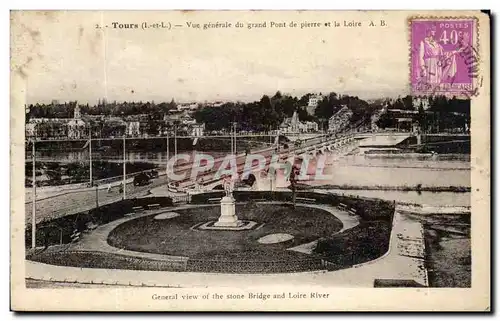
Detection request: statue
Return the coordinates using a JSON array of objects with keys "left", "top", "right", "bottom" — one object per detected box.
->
[
  {"left": 215, "top": 175, "right": 240, "bottom": 228},
  {"left": 223, "top": 175, "right": 234, "bottom": 198}
]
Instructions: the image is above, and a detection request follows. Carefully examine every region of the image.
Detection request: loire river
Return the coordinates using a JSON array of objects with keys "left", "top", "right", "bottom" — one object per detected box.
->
[
  {"left": 28, "top": 146, "right": 471, "bottom": 207},
  {"left": 323, "top": 190, "right": 471, "bottom": 207},
  {"left": 298, "top": 152, "right": 470, "bottom": 207}
]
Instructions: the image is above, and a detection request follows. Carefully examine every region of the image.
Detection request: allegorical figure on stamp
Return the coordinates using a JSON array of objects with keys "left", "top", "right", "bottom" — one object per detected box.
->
[{"left": 418, "top": 25, "right": 465, "bottom": 85}]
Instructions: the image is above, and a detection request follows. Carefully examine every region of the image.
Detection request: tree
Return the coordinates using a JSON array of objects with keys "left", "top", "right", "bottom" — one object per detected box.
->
[
  {"left": 298, "top": 93, "right": 312, "bottom": 106},
  {"left": 260, "top": 95, "right": 279, "bottom": 130},
  {"left": 315, "top": 97, "right": 332, "bottom": 119},
  {"left": 401, "top": 95, "right": 414, "bottom": 110},
  {"left": 417, "top": 102, "right": 427, "bottom": 132},
  {"left": 167, "top": 99, "right": 177, "bottom": 110},
  {"left": 288, "top": 163, "right": 299, "bottom": 209},
  {"left": 376, "top": 112, "right": 396, "bottom": 129},
  {"left": 392, "top": 97, "right": 405, "bottom": 110},
  {"left": 147, "top": 117, "right": 158, "bottom": 136}
]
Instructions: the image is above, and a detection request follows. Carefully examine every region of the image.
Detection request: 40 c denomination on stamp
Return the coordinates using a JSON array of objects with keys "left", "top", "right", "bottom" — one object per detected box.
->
[{"left": 409, "top": 17, "right": 480, "bottom": 98}]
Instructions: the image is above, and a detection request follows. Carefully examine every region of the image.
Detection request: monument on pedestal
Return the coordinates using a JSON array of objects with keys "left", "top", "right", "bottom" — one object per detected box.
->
[
  {"left": 195, "top": 174, "right": 260, "bottom": 231},
  {"left": 214, "top": 176, "right": 242, "bottom": 227}
]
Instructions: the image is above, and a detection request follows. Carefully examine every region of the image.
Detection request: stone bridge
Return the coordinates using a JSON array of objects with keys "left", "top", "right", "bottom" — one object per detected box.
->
[
  {"left": 169, "top": 133, "right": 359, "bottom": 193},
  {"left": 179, "top": 131, "right": 421, "bottom": 192}
]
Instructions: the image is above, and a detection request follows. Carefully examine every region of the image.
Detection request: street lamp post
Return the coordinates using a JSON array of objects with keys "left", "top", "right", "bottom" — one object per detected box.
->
[
  {"left": 31, "top": 139, "right": 36, "bottom": 249},
  {"left": 89, "top": 129, "right": 93, "bottom": 187},
  {"left": 233, "top": 122, "right": 237, "bottom": 156},
  {"left": 174, "top": 125, "right": 177, "bottom": 158},
  {"left": 95, "top": 183, "right": 99, "bottom": 208},
  {"left": 166, "top": 132, "right": 169, "bottom": 179},
  {"left": 230, "top": 125, "right": 234, "bottom": 155},
  {"left": 123, "top": 135, "right": 126, "bottom": 200},
  {"left": 275, "top": 127, "right": 280, "bottom": 152}
]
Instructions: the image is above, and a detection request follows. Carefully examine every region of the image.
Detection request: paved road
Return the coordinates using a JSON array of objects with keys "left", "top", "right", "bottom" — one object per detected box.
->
[{"left": 25, "top": 177, "right": 170, "bottom": 224}]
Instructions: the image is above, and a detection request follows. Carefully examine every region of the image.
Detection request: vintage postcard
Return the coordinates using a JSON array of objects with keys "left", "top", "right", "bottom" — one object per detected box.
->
[{"left": 10, "top": 10, "right": 490, "bottom": 311}]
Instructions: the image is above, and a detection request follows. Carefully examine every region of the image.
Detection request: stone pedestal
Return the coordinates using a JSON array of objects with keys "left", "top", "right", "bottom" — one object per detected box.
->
[{"left": 214, "top": 196, "right": 241, "bottom": 227}]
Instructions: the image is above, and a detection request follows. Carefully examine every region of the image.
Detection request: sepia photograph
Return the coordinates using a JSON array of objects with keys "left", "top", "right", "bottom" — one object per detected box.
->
[{"left": 10, "top": 10, "right": 490, "bottom": 311}]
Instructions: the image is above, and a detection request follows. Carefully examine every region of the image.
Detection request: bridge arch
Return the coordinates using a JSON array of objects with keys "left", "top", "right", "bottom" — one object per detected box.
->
[{"left": 241, "top": 173, "right": 257, "bottom": 187}]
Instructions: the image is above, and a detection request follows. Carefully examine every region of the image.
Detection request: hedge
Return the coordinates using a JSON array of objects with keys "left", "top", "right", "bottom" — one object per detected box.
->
[{"left": 190, "top": 191, "right": 395, "bottom": 221}]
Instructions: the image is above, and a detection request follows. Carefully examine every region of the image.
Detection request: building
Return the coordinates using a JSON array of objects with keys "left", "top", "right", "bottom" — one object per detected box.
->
[
  {"left": 304, "top": 121, "right": 319, "bottom": 132},
  {"left": 370, "top": 104, "right": 388, "bottom": 132},
  {"left": 126, "top": 121, "right": 141, "bottom": 137},
  {"left": 328, "top": 106, "right": 353, "bottom": 133},
  {"left": 124, "top": 114, "right": 155, "bottom": 136},
  {"left": 101, "top": 117, "right": 127, "bottom": 137},
  {"left": 26, "top": 118, "right": 69, "bottom": 138},
  {"left": 163, "top": 112, "right": 205, "bottom": 136},
  {"left": 26, "top": 106, "right": 87, "bottom": 139},
  {"left": 279, "top": 111, "right": 318, "bottom": 133},
  {"left": 280, "top": 111, "right": 303, "bottom": 133},
  {"left": 413, "top": 96, "right": 430, "bottom": 110},
  {"left": 25, "top": 122, "right": 36, "bottom": 138},
  {"left": 180, "top": 114, "right": 197, "bottom": 126},
  {"left": 67, "top": 106, "right": 87, "bottom": 139},
  {"left": 208, "top": 101, "right": 225, "bottom": 107},
  {"left": 308, "top": 95, "right": 322, "bottom": 108},
  {"left": 384, "top": 109, "right": 420, "bottom": 132},
  {"left": 306, "top": 94, "right": 322, "bottom": 116},
  {"left": 177, "top": 102, "right": 199, "bottom": 111},
  {"left": 190, "top": 123, "right": 205, "bottom": 137}
]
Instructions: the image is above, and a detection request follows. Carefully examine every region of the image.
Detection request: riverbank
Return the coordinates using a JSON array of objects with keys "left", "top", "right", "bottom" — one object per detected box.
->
[
  {"left": 423, "top": 215, "right": 471, "bottom": 287},
  {"left": 313, "top": 184, "right": 470, "bottom": 193},
  {"left": 25, "top": 160, "right": 158, "bottom": 188},
  {"left": 26, "top": 135, "right": 273, "bottom": 154}
]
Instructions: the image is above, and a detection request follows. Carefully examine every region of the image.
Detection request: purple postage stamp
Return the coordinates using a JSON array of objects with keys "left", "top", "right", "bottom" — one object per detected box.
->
[{"left": 410, "top": 17, "right": 479, "bottom": 98}]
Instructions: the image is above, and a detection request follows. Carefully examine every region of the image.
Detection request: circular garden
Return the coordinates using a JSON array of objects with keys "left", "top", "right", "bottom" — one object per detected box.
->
[
  {"left": 108, "top": 204, "right": 343, "bottom": 261},
  {"left": 27, "top": 191, "right": 396, "bottom": 274}
]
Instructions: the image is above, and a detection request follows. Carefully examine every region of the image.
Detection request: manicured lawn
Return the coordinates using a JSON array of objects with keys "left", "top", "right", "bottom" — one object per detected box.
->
[
  {"left": 107, "top": 204, "right": 343, "bottom": 262},
  {"left": 314, "top": 221, "right": 392, "bottom": 268},
  {"left": 423, "top": 214, "right": 471, "bottom": 287}
]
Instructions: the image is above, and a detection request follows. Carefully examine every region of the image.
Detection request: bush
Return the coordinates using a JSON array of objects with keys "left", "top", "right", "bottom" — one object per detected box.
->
[{"left": 189, "top": 191, "right": 395, "bottom": 221}]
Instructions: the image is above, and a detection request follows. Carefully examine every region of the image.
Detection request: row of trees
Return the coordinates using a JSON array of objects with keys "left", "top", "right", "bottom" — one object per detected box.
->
[
  {"left": 376, "top": 95, "right": 470, "bottom": 132},
  {"left": 314, "top": 93, "right": 381, "bottom": 126},
  {"left": 193, "top": 92, "right": 316, "bottom": 132},
  {"left": 385, "top": 95, "right": 471, "bottom": 115},
  {"left": 26, "top": 91, "right": 377, "bottom": 133},
  {"left": 26, "top": 100, "right": 179, "bottom": 122},
  {"left": 193, "top": 91, "right": 379, "bottom": 132},
  {"left": 26, "top": 93, "right": 471, "bottom": 135}
]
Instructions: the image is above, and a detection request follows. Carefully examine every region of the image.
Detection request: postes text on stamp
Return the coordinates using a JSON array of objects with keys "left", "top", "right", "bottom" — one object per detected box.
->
[{"left": 410, "top": 17, "right": 479, "bottom": 98}]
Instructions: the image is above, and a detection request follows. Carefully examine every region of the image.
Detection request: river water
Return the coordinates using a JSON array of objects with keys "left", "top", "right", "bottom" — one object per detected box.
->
[
  {"left": 307, "top": 153, "right": 470, "bottom": 206},
  {"left": 319, "top": 155, "right": 470, "bottom": 187},
  {"left": 322, "top": 190, "right": 471, "bottom": 207},
  {"left": 28, "top": 145, "right": 471, "bottom": 207}
]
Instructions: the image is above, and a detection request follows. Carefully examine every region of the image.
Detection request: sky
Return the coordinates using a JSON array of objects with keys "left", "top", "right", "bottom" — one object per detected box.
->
[{"left": 12, "top": 11, "right": 411, "bottom": 105}]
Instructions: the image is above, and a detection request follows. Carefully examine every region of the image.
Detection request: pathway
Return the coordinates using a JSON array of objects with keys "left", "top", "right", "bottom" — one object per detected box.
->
[{"left": 25, "top": 201, "right": 430, "bottom": 288}]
